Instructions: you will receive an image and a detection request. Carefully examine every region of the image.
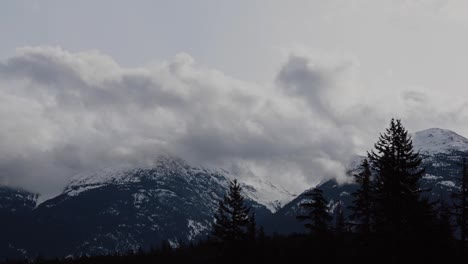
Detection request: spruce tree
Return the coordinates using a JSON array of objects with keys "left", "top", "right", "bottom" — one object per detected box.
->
[
  {"left": 212, "top": 198, "right": 232, "bottom": 241},
  {"left": 368, "top": 118, "right": 426, "bottom": 237},
  {"left": 297, "top": 188, "right": 332, "bottom": 235},
  {"left": 349, "top": 159, "right": 373, "bottom": 234},
  {"left": 212, "top": 179, "right": 251, "bottom": 242},
  {"left": 453, "top": 157, "right": 468, "bottom": 243}
]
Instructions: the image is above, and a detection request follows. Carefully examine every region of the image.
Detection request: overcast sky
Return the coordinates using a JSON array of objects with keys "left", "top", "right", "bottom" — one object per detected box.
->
[{"left": 2, "top": 0, "right": 468, "bottom": 198}]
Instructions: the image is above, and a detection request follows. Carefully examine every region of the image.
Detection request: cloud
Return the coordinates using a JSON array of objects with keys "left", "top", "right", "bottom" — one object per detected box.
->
[{"left": 0, "top": 46, "right": 466, "bottom": 198}]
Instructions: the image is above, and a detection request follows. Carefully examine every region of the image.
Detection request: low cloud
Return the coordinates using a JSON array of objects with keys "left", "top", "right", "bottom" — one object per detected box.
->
[{"left": 0, "top": 46, "right": 465, "bottom": 198}]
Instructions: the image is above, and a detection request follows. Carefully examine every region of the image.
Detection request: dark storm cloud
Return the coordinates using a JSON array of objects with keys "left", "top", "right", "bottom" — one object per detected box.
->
[
  {"left": 276, "top": 55, "right": 331, "bottom": 114},
  {"left": 0, "top": 46, "right": 456, "bottom": 198}
]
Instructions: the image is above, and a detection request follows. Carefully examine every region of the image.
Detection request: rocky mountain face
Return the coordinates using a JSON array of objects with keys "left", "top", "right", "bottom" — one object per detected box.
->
[
  {"left": 274, "top": 128, "right": 468, "bottom": 234},
  {"left": 0, "top": 157, "right": 293, "bottom": 259}
]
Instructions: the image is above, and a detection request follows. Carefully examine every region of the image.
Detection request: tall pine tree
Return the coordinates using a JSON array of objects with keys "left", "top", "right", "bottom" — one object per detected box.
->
[
  {"left": 212, "top": 179, "right": 252, "bottom": 242},
  {"left": 368, "top": 118, "right": 426, "bottom": 237},
  {"left": 297, "top": 188, "right": 332, "bottom": 235},
  {"left": 349, "top": 159, "right": 373, "bottom": 234}
]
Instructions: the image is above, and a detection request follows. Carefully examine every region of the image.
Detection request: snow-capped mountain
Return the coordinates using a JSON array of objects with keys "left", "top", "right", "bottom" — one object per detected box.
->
[
  {"left": 413, "top": 128, "right": 468, "bottom": 154},
  {"left": 1, "top": 156, "right": 291, "bottom": 259},
  {"left": 274, "top": 127, "right": 468, "bottom": 234},
  {"left": 64, "top": 156, "right": 294, "bottom": 212},
  {"left": 2, "top": 128, "right": 468, "bottom": 259},
  {"left": 236, "top": 177, "right": 295, "bottom": 212}
]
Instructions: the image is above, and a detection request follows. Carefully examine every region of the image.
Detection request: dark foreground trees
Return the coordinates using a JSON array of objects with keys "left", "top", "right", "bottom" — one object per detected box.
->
[
  {"left": 212, "top": 179, "right": 254, "bottom": 242},
  {"left": 368, "top": 118, "right": 430, "bottom": 239},
  {"left": 296, "top": 188, "right": 331, "bottom": 235},
  {"left": 343, "top": 119, "right": 456, "bottom": 258},
  {"left": 349, "top": 159, "right": 373, "bottom": 234}
]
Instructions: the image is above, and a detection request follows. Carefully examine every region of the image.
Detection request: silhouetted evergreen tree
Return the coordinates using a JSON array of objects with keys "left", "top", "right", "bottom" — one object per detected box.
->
[
  {"left": 212, "top": 179, "right": 251, "bottom": 242},
  {"left": 297, "top": 188, "right": 331, "bottom": 235},
  {"left": 368, "top": 118, "right": 427, "bottom": 240},
  {"left": 453, "top": 157, "right": 468, "bottom": 244},
  {"left": 349, "top": 159, "right": 373, "bottom": 234},
  {"left": 212, "top": 201, "right": 230, "bottom": 240}
]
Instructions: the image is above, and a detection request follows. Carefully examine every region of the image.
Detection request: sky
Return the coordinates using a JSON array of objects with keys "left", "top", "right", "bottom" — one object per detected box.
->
[{"left": 2, "top": 0, "right": 468, "bottom": 198}]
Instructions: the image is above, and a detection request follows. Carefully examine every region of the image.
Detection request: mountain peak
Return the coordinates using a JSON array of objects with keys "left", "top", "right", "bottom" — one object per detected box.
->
[
  {"left": 66, "top": 156, "right": 189, "bottom": 192},
  {"left": 62, "top": 156, "right": 293, "bottom": 212},
  {"left": 154, "top": 155, "right": 189, "bottom": 169},
  {"left": 412, "top": 128, "right": 468, "bottom": 154}
]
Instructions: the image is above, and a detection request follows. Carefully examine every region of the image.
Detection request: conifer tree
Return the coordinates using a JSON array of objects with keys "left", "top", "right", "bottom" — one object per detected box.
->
[
  {"left": 453, "top": 157, "right": 468, "bottom": 243},
  {"left": 349, "top": 159, "right": 373, "bottom": 234},
  {"left": 297, "top": 188, "right": 332, "bottom": 235},
  {"left": 212, "top": 179, "right": 251, "bottom": 242},
  {"left": 212, "top": 199, "right": 231, "bottom": 240},
  {"left": 368, "top": 118, "right": 426, "bottom": 237}
]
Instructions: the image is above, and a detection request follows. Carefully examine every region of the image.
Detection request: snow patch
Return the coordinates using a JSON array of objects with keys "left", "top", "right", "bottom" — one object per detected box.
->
[
  {"left": 438, "top": 181, "right": 456, "bottom": 188},
  {"left": 432, "top": 162, "right": 448, "bottom": 168},
  {"left": 168, "top": 238, "right": 180, "bottom": 249},
  {"left": 187, "top": 219, "right": 209, "bottom": 241},
  {"left": 66, "top": 184, "right": 105, "bottom": 196},
  {"left": 423, "top": 174, "right": 443, "bottom": 181},
  {"left": 340, "top": 191, "right": 350, "bottom": 197}
]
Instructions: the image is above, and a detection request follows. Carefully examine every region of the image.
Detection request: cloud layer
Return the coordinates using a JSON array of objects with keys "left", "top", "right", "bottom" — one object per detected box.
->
[{"left": 0, "top": 46, "right": 466, "bottom": 198}]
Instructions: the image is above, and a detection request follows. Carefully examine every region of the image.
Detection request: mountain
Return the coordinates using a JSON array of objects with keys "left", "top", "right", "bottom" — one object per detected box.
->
[
  {"left": 0, "top": 186, "right": 38, "bottom": 215},
  {"left": 413, "top": 128, "right": 468, "bottom": 154},
  {"left": 1, "top": 156, "right": 293, "bottom": 259},
  {"left": 0, "top": 187, "right": 38, "bottom": 260},
  {"left": 64, "top": 158, "right": 294, "bottom": 213},
  {"left": 275, "top": 128, "right": 468, "bottom": 233},
  {"left": 2, "top": 127, "right": 467, "bottom": 259}
]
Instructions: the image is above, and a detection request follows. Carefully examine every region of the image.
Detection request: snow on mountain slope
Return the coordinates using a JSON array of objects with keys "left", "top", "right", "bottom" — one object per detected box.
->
[
  {"left": 64, "top": 128, "right": 468, "bottom": 212},
  {"left": 413, "top": 128, "right": 468, "bottom": 154},
  {"left": 64, "top": 156, "right": 292, "bottom": 213},
  {"left": 66, "top": 156, "right": 186, "bottom": 191},
  {"left": 240, "top": 177, "right": 296, "bottom": 212}
]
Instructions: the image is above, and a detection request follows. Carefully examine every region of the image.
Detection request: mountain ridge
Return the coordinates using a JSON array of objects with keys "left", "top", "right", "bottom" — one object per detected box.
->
[
  {"left": 63, "top": 156, "right": 295, "bottom": 212},
  {"left": 1, "top": 127, "right": 468, "bottom": 259}
]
